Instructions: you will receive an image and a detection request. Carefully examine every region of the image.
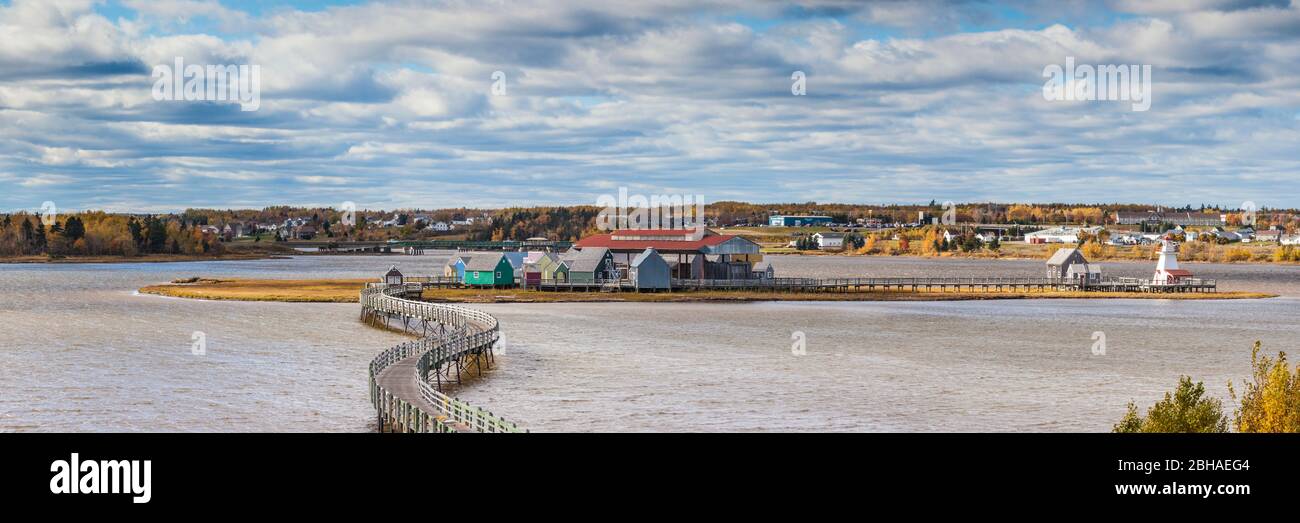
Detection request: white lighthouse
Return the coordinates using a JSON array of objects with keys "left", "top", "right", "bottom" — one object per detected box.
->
[{"left": 1152, "top": 236, "right": 1192, "bottom": 285}]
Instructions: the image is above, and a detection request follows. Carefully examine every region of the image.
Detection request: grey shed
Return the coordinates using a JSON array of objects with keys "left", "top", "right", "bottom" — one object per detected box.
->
[
  {"left": 1045, "top": 248, "right": 1088, "bottom": 279},
  {"left": 629, "top": 248, "right": 671, "bottom": 290}
]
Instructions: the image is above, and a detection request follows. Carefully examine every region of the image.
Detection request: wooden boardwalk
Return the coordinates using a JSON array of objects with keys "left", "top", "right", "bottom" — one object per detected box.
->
[
  {"left": 669, "top": 276, "right": 1217, "bottom": 293},
  {"left": 362, "top": 283, "right": 523, "bottom": 433},
  {"left": 524, "top": 276, "right": 1218, "bottom": 293}
]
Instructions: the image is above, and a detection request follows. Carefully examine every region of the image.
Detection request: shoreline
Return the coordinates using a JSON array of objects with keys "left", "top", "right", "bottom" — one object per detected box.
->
[
  {"left": 759, "top": 249, "right": 1300, "bottom": 265},
  {"left": 138, "top": 278, "right": 1277, "bottom": 303},
  {"left": 0, "top": 252, "right": 288, "bottom": 264}
]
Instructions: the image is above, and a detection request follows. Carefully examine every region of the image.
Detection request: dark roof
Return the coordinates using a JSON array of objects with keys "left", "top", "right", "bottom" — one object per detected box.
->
[
  {"left": 1046, "top": 248, "right": 1085, "bottom": 266},
  {"left": 463, "top": 254, "right": 506, "bottom": 271},
  {"left": 562, "top": 247, "right": 610, "bottom": 272},
  {"left": 631, "top": 248, "right": 665, "bottom": 267}
]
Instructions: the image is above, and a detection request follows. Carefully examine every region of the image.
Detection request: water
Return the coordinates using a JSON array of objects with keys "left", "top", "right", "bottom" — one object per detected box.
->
[{"left": 1, "top": 254, "right": 1297, "bottom": 432}]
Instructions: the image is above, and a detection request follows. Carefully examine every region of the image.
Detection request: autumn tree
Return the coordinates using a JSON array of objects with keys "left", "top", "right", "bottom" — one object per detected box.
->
[
  {"left": 1114, "top": 376, "right": 1228, "bottom": 433},
  {"left": 1230, "top": 341, "right": 1300, "bottom": 433}
]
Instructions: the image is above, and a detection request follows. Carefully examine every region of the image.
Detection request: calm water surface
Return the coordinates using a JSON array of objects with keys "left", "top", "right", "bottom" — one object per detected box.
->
[{"left": 1, "top": 254, "right": 1297, "bottom": 432}]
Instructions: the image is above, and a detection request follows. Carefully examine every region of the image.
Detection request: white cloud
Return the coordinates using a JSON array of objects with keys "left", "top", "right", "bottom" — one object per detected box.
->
[{"left": 1, "top": 0, "right": 1299, "bottom": 211}]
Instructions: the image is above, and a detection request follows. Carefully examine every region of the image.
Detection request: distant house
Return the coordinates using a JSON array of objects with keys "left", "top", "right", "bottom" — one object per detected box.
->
[
  {"left": 463, "top": 254, "right": 514, "bottom": 287},
  {"left": 752, "top": 261, "right": 774, "bottom": 280},
  {"left": 813, "top": 232, "right": 845, "bottom": 250},
  {"left": 629, "top": 248, "right": 671, "bottom": 291},
  {"left": 428, "top": 221, "right": 450, "bottom": 232},
  {"left": 443, "top": 255, "right": 472, "bottom": 282},
  {"left": 1046, "top": 248, "right": 1099, "bottom": 283},
  {"left": 384, "top": 266, "right": 404, "bottom": 285},
  {"left": 295, "top": 225, "right": 317, "bottom": 240},
  {"left": 1283, "top": 235, "right": 1300, "bottom": 246},
  {"left": 1251, "top": 229, "right": 1283, "bottom": 243},
  {"left": 1216, "top": 230, "right": 1243, "bottom": 242}
]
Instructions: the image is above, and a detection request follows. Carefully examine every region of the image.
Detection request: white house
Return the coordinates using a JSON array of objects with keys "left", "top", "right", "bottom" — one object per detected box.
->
[
  {"left": 1282, "top": 235, "right": 1300, "bottom": 246},
  {"left": 813, "top": 232, "right": 845, "bottom": 250},
  {"left": 428, "top": 221, "right": 450, "bottom": 232}
]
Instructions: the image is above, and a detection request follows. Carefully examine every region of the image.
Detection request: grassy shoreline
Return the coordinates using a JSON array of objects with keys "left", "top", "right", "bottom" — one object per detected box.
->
[
  {"left": 1, "top": 253, "right": 290, "bottom": 264},
  {"left": 138, "top": 278, "right": 1277, "bottom": 303}
]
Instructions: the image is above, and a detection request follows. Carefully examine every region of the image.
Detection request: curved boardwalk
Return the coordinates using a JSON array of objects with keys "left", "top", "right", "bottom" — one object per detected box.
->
[{"left": 362, "top": 283, "right": 523, "bottom": 433}]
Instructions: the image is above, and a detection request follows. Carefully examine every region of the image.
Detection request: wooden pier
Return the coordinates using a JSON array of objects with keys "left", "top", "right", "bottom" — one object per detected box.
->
[
  {"left": 668, "top": 276, "right": 1217, "bottom": 293},
  {"left": 361, "top": 283, "right": 524, "bottom": 433}
]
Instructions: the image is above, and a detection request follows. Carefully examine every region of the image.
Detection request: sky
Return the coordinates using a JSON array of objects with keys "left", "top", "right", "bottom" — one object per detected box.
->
[{"left": 1, "top": 0, "right": 1299, "bottom": 212}]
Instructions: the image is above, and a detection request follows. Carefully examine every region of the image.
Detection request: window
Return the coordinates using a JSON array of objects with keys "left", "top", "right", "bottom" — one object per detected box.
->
[{"left": 495, "top": 271, "right": 501, "bottom": 278}]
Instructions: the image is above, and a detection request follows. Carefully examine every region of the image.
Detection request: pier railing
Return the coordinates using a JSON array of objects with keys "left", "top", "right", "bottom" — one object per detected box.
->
[
  {"left": 668, "top": 276, "right": 1217, "bottom": 292},
  {"left": 362, "top": 284, "right": 524, "bottom": 433}
]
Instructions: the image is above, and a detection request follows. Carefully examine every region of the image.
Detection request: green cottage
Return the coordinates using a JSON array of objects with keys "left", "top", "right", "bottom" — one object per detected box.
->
[
  {"left": 462, "top": 253, "right": 515, "bottom": 287},
  {"left": 543, "top": 259, "right": 570, "bottom": 282}
]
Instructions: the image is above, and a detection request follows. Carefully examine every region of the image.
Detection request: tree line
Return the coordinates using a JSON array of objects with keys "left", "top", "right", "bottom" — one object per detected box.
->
[{"left": 0, "top": 212, "right": 225, "bottom": 257}]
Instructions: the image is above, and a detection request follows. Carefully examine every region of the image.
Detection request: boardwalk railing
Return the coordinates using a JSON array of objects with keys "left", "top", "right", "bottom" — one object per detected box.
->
[
  {"left": 362, "top": 283, "right": 524, "bottom": 433},
  {"left": 667, "top": 276, "right": 1217, "bottom": 292}
]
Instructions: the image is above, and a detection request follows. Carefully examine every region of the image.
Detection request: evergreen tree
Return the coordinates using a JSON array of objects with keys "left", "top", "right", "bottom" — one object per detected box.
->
[
  {"left": 19, "top": 218, "right": 34, "bottom": 253},
  {"left": 63, "top": 216, "right": 85, "bottom": 241},
  {"left": 145, "top": 216, "right": 167, "bottom": 253},
  {"left": 32, "top": 219, "right": 47, "bottom": 253},
  {"left": 128, "top": 218, "right": 143, "bottom": 250}
]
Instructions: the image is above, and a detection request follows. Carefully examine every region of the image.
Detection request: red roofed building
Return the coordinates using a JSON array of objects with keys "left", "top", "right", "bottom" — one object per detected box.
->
[{"left": 574, "top": 228, "right": 763, "bottom": 280}]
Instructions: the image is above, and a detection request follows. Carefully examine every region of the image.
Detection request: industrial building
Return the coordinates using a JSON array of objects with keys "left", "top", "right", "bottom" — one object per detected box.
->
[
  {"left": 768, "top": 214, "right": 834, "bottom": 227},
  {"left": 572, "top": 228, "right": 764, "bottom": 280},
  {"left": 1115, "top": 211, "right": 1224, "bottom": 227}
]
